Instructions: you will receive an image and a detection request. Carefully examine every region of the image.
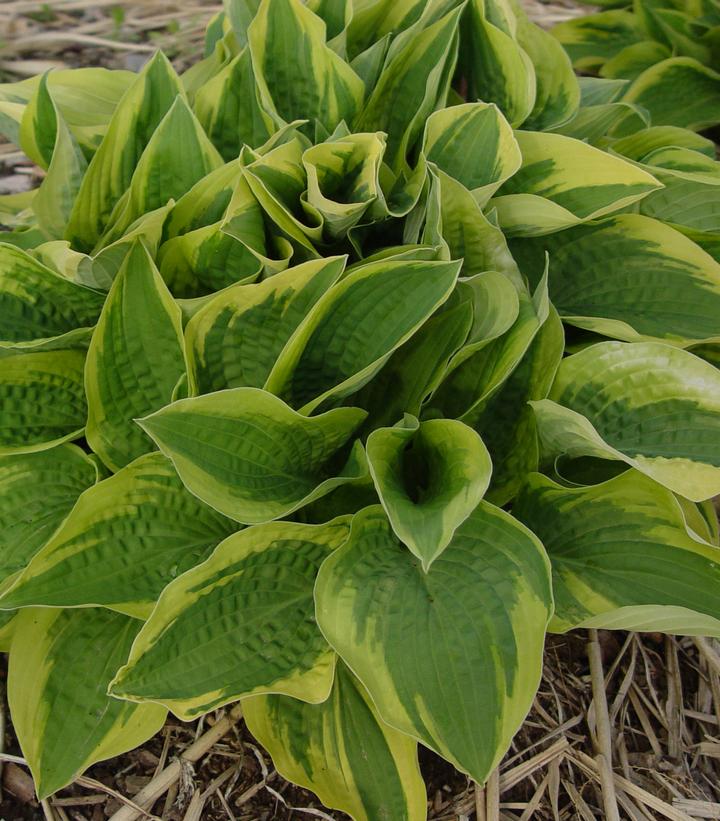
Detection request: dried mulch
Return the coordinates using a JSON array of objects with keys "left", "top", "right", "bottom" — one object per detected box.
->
[{"left": 2, "top": 3, "right": 720, "bottom": 820}]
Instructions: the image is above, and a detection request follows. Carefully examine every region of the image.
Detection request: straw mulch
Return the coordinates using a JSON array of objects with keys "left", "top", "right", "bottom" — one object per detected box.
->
[{"left": 1, "top": 3, "right": 720, "bottom": 820}]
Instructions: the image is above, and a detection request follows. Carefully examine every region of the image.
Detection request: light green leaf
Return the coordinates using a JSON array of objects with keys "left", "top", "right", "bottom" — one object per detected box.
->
[
  {"left": 514, "top": 470, "right": 720, "bottom": 636},
  {"left": 186, "top": 257, "right": 345, "bottom": 395},
  {"left": 0, "top": 452, "right": 238, "bottom": 619},
  {"left": 266, "top": 258, "right": 461, "bottom": 413},
  {"left": 600, "top": 40, "right": 672, "bottom": 81},
  {"left": 532, "top": 341, "right": 720, "bottom": 501},
  {"left": 0, "top": 243, "right": 104, "bottom": 349},
  {"left": 66, "top": 53, "right": 184, "bottom": 252},
  {"left": 510, "top": 214, "right": 720, "bottom": 346},
  {"left": 138, "top": 387, "right": 367, "bottom": 523},
  {"left": 85, "top": 242, "right": 187, "bottom": 472},
  {"left": 244, "top": 661, "right": 427, "bottom": 821},
  {"left": 8, "top": 608, "right": 166, "bottom": 799},
  {"left": 0, "top": 445, "right": 98, "bottom": 589},
  {"left": 552, "top": 10, "right": 644, "bottom": 71},
  {"left": 0, "top": 349, "right": 87, "bottom": 454},
  {"left": 110, "top": 518, "right": 351, "bottom": 718},
  {"left": 492, "top": 130, "right": 661, "bottom": 236},
  {"left": 315, "top": 504, "right": 552, "bottom": 784},
  {"left": 423, "top": 103, "right": 521, "bottom": 206},
  {"left": 622, "top": 57, "right": 720, "bottom": 131},
  {"left": 366, "top": 415, "right": 492, "bottom": 570},
  {"left": 248, "top": 0, "right": 364, "bottom": 133}
]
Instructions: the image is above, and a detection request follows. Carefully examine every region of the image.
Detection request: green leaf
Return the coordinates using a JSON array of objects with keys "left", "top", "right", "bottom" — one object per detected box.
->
[
  {"left": 8, "top": 608, "right": 166, "bottom": 799},
  {"left": 18, "top": 73, "right": 60, "bottom": 169},
  {"left": 422, "top": 103, "right": 521, "bottom": 206},
  {"left": 85, "top": 242, "right": 187, "bottom": 472},
  {"left": 0, "top": 349, "right": 87, "bottom": 454},
  {"left": 463, "top": 0, "right": 536, "bottom": 127},
  {"left": 514, "top": 470, "right": 720, "bottom": 636},
  {"left": 366, "top": 415, "right": 492, "bottom": 570},
  {"left": 244, "top": 661, "right": 427, "bottom": 821},
  {"left": 315, "top": 504, "right": 553, "bottom": 784},
  {"left": 532, "top": 341, "right": 720, "bottom": 501},
  {"left": 551, "top": 10, "right": 644, "bottom": 71},
  {"left": 0, "top": 243, "right": 105, "bottom": 349},
  {"left": 248, "top": 0, "right": 364, "bottom": 133},
  {"left": 510, "top": 214, "right": 720, "bottom": 346},
  {"left": 355, "top": 6, "right": 462, "bottom": 169},
  {"left": 110, "top": 518, "right": 351, "bottom": 718},
  {"left": 600, "top": 40, "right": 672, "bottom": 81},
  {"left": 0, "top": 452, "right": 238, "bottom": 619},
  {"left": 492, "top": 130, "right": 661, "bottom": 236},
  {"left": 0, "top": 445, "right": 98, "bottom": 589},
  {"left": 265, "top": 258, "right": 461, "bottom": 413},
  {"left": 186, "top": 257, "right": 345, "bottom": 395},
  {"left": 622, "top": 57, "right": 720, "bottom": 131},
  {"left": 138, "top": 387, "right": 367, "bottom": 523},
  {"left": 66, "top": 53, "right": 184, "bottom": 252}
]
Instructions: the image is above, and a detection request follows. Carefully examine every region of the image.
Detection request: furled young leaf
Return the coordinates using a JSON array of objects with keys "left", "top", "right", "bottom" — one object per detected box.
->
[
  {"left": 492, "top": 131, "right": 661, "bottom": 236},
  {"left": 423, "top": 103, "right": 521, "bottom": 206},
  {"left": 248, "top": 0, "right": 364, "bottom": 133},
  {"left": 8, "top": 608, "right": 166, "bottom": 799},
  {"left": 532, "top": 342, "right": 720, "bottom": 501},
  {"left": 265, "top": 258, "right": 461, "bottom": 413},
  {"left": 355, "top": 6, "right": 462, "bottom": 169},
  {"left": 315, "top": 504, "right": 552, "bottom": 785},
  {"left": 0, "top": 445, "right": 98, "bottom": 589},
  {"left": 0, "top": 243, "right": 104, "bottom": 348},
  {"left": 463, "top": 0, "right": 537, "bottom": 127},
  {"left": 514, "top": 470, "right": 720, "bottom": 636},
  {"left": 0, "top": 453, "right": 238, "bottom": 618},
  {"left": 85, "top": 241, "right": 187, "bottom": 472},
  {"left": 366, "top": 415, "right": 492, "bottom": 570},
  {"left": 138, "top": 388, "right": 367, "bottom": 523},
  {"left": 66, "top": 53, "right": 184, "bottom": 251},
  {"left": 186, "top": 257, "right": 345, "bottom": 394},
  {"left": 622, "top": 57, "right": 720, "bottom": 131},
  {"left": 110, "top": 519, "right": 351, "bottom": 718},
  {"left": 0, "top": 349, "right": 87, "bottom": 454},
  {"left": 19, "top": 73, "right": 61, "bottom": 170},
  {"left": 244, "top": 662, "right": 427, "bottom": 821},
  {"left": 510, "top": 214, "right": 720, "bottom": 346}
]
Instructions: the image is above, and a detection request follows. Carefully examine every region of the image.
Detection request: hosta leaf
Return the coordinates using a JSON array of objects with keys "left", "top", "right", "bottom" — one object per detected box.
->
[
  {"left": 315, "top": 504, "right": 552, "bottom": 784},
  {"left": 8, "top": 608, "right": 166, "bottom": 799},
  {"left": 355, "top": 6, "right": 462, "bottom": 169},
  {"left": 186, "top": 257, "right": 345, "bottom": 395},
  {"left": 514, "top": 470, "right": 720, "bottom": 636},
  {"left": 551, "top": 10, "right": 645, "bottom": 71},
  {"left": 66, "top": 53, "right": 184, "bottom": 252},
  {"left": 85, "top": 242, "right": 186, "bottom": 472},
  {"left": 248, "top": 0, "right": 364, "bottom": 133},
  {"left": 600, "top": 40, "right": 672, "bottom": 81},
  {"left": 0, "top": 453, "right": 238, "bottom": 619},
  {"left": 492, "top": 131, "right": 660, "bottom": 236},
  {"left": 244, "top": 662, "right": 427, "bottom": 821},
  {"left": 138, "top": 388, "right": 367, "bottom": 523},
  {"left": 622, "top": 57, "right": 720, "bottom": 131},
  {"left": 0, "top": 349, "right": 87, "bottom": 454},
  {"left": 366, "top": 415, "right": 492, "bottom": 570},
  {"left": 611, "top": 125, "right": 716, "bottom": 161},
  {"left": 110, "top": 519, "right": 351, "bottom": 718},
  {"left": 510, "top": 214, "right": 720, "bottom": 346},
  {"left": 463, "top": 0, "right": 536, "bottom": 127},
  {"left": 194, "top": 48, "right": 274, "bottom": 160},
  {"left": 0, "top": 243, "right": 104, "bottom": 348},
  {"left": 100, "top": 96, "right": 223, "bottom": 247},
  {"left": 0, "top": 445, "right": 98, "bottom": 589},
  {"left": 422, "top": 103, "right": 521, "bottom": 206},
  {"left": 303, "top": 132, "right": 388, "bottom": 240},
  {"left": 265, "top": 258, "right": 461, "bottom": 413},
  {"left": 18, "top": 73, "right": 58, "bottom": 170},
  {"left": 532, "top": 342, "right": 720, "bottom": 501},
  {"left": 472, "top": 306, "right": 564, "bottom": 506}
]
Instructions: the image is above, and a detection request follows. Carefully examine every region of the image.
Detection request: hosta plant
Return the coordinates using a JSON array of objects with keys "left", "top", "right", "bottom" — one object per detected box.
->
[
  {"left": 1, "top": 0, "right": 720, "bottom": 817},
  {"left": 553, "top": 0, "right": 720, "bottom": 130}
]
